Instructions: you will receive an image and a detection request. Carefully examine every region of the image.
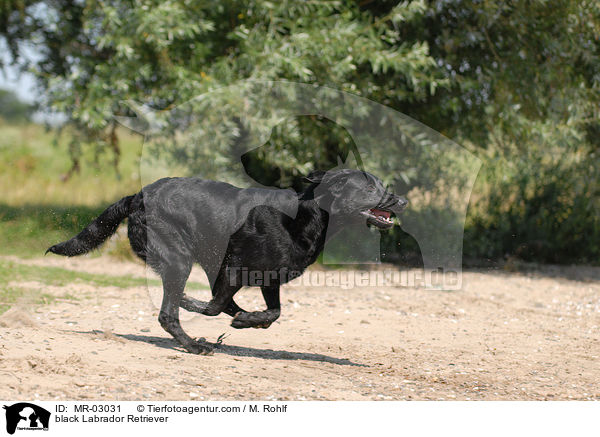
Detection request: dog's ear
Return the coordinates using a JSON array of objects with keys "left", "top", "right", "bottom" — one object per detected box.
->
[{"left": 302, "top": 170, "right": 326, "bottom": 184}]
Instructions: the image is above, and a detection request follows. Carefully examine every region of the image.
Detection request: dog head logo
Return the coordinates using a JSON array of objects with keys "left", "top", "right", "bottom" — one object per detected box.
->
[
  {"left": 3, "top": 403, "right": 50, "bottom": 435},
  {"left": 116, "top": 80, "right": 480, "bottom": 290}
]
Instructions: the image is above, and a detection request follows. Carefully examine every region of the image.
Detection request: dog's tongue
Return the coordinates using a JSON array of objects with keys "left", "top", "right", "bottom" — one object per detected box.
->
[{"left": 370, "top": 208, "right": 390, "bottom": 219}]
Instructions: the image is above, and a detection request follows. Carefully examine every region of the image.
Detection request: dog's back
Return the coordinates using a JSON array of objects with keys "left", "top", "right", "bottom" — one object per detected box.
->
[{"left": 48, "top": 177, "right": 299, "bottom": 281}]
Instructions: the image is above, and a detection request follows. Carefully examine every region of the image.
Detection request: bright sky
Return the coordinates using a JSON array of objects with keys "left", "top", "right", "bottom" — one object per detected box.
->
[
  {"left": 0, "top": 64, "right": 37, "bottom": 103},
  {"left": 0, "top": 41, "right": 66, "bottom": 123},
  {"left": 0, "top": 40, "right": 38, "bottom": 103}
]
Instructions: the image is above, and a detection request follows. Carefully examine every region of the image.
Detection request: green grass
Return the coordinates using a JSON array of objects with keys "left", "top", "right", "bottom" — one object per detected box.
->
[
  {"left": 0, "top": 204, "right": 108, "bottom": 257},
  {"left": 0, "top": 120, "right": 210, "bottom": 315},
  {"left": 0, "top": 120, "right": 144, "bottom": 206},
  {"left": 0, "top": 259, "right": 209, "bottom": 314},
  {"left": 0, "top": 286, "right": 70, "bottom": 315},
  {"left": 0, "top": 259, "right": 208, "bottom": 289},
  {"left": 0, "top": 120, "right": 145, "bottom": 257}
]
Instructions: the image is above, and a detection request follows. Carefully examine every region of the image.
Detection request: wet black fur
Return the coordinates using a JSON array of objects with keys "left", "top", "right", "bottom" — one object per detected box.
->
[{"left": 47, "top": 169, "right": 407, "bottom": 354}]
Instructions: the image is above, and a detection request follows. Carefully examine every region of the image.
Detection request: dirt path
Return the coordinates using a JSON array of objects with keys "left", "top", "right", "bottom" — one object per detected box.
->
[{"left": 1, "top": 256, "right": 599, "bottom": 400}]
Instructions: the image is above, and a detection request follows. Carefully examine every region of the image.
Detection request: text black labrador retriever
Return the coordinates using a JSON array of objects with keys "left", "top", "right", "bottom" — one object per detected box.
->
[{"left": 47, "top": 169, "right": 407, "bottom": 354}]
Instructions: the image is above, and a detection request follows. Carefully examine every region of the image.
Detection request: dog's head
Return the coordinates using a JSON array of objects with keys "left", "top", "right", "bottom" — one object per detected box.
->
[{"left": 303, "top": 169, "right": 408, "bottom": 230}]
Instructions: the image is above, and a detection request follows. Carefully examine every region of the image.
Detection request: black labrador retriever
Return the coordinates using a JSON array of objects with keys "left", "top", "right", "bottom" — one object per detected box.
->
[{"left": 47, "top": 169, "right": 408, "bottom": 354}]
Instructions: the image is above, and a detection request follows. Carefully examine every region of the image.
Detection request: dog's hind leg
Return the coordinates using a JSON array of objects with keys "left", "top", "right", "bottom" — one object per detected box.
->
[
  {"left": 231, "top": 285, "right": 281, "bottom": 329},
  {"left": 158, "top": 260, "right": 212, "bottom": 355}
]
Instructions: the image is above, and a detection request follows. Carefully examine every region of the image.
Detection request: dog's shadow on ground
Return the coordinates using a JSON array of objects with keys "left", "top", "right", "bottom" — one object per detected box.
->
[{"left": 74, "top": 330, "right": 366, "bottom": 367}]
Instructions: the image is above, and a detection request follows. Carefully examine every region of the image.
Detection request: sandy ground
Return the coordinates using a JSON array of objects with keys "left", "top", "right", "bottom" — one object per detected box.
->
[{"left": 0, "top": 255, "right": 599, "bottom": 401}]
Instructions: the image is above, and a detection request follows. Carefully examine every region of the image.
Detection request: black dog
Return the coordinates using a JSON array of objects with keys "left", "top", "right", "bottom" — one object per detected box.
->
[{"left": 47, "top": 169, "right": 407, "bottom": 354}]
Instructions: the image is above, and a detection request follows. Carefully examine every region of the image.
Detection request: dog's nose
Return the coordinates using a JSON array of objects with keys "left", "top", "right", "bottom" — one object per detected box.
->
[{"left": 398, "top": 197, "right": 408, "bottom": 208}]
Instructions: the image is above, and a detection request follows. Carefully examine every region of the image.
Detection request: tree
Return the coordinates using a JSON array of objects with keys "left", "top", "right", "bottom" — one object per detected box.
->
[
  {"left": 0, "top": 88, "right": 33, "bottom": 121},
  {"left": 0, "top": 0, "right": 443, "bottom": 178},
  {"left": 2, "top": 0, "right": 599, "bottom": 263}
]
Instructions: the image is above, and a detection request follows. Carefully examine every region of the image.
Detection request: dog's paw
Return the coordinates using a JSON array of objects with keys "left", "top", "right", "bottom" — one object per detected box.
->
[
  {"left": 184, "top": 341, "right": 214, "bottom": 355},
  {"left": 230, "top": 311, "right": 256, "bottom": 329},
  {"left": 231, "top": 319, "right": 252, "bottom": 329},
  {"left": 231, "top": 311, "right": 274, "bottom": 329}
]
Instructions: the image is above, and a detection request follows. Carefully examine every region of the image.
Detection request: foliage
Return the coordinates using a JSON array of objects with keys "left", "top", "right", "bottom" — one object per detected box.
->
[
  {"left": 0, "top": 89, "right": 33, "bottom": 121},
  {"left": 0, "top": 120, "right": 142, "bottom": 256},
  {"left": 0, "top": 1, "right": 443, "bottom": 171},
  {"left": 1, "top": 0, "right": 599, "bottom": 264}
]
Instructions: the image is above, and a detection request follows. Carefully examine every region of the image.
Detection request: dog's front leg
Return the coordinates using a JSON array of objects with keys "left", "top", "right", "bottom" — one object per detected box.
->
[{"left": 231, "top": 285, "right": 281, "bottom": 329}]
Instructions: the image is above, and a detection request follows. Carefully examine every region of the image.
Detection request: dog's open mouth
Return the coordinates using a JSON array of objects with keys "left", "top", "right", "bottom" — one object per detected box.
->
[{"left": 360, "top": 208, "right": 394, "bottom": 229}]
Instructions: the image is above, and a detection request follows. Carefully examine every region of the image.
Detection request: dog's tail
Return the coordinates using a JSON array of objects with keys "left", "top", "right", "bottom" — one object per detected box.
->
[{"left": 46, "top": 195, "right": 135, "bottom": 257}]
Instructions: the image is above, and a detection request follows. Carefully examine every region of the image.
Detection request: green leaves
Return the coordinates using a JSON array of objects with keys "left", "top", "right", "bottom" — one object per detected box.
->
[
  {"left": 1, "top": 0, "right": 443, "bottom": 127},
  {"left": 1, "top": 0, "right": 599, "bottom": 262}
]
